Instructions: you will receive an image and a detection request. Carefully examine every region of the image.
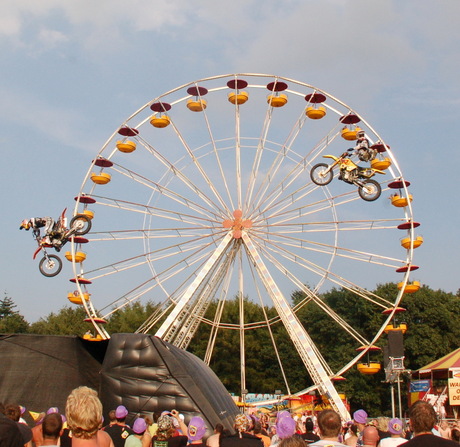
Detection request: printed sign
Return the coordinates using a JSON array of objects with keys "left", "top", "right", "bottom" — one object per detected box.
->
[
  {"left": 410, "top": 380, "right": 431, "bottom": 393},
  {"left": 448, "top": 378, "right": 460, "bottom": 405}
]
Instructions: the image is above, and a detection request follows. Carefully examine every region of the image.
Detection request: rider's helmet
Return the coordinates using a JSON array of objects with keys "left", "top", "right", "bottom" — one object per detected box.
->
[{"left": 19, "top": 219, "right": 31, "bottom": 230}]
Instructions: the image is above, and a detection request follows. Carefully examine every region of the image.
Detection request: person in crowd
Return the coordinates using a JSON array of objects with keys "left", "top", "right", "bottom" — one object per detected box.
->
[
  {"left": 300, "top": 418, "right": 320, "bottom": 445},
  {"left": 374, "top": 418, "right": 390, "bottom": 442},
  {"left": 438, "top": 421, "right": 451, "bottom": 440},
  {"left": 260, "top": 415, "right": 270, "bottom": 434},
  {"left": 206, "top": 423, "right": 223, "bottom": 447},
  {"left": 4, "top": 403, "right": 33, "bottom": 447},
  {"left": 272, "top": 413, "right": 296, "bottom": 447},
  {"left": 66, "top": 386, "right": 107, "bottom": 447},
  {"left": 41, "top": 413, "right": 63, "bottom": 447},
  {"left": 379, "top": 418, "right": 405, "bottom": 447},
  {"left": 220, "top": 413, "right": 263, "bottom": 447},
  {"left": 344, "top": 423, "right": 358, "bottom": 446},
  {"left": 0, "top": 412, "right": 24, "bottom": 447},
  {"left": 362, "top": 426, "right": 379, "bottom": 447},
  {"left": 187, "top": 416, "right": 207, "bottom": 447},
  {"left": 102, "top": 406, "right": 133, "bottom": 447},
  {"left": 400, "top": 400, "right": 458, "bottom": 446},
  {"left": 253, "top": 420, "right": 271, "bottom": 447},
  {"left": 140, "top": 415, "right": 154, "bottom": 439},
  {"left": 450, "top": 428, "right": 460, "bottom": 442},
  {"left": 108, "top": 411, "right": 117, "bottom": 425},
  {"left": 309, "top": 409, "right": 346, "bottom": 447},
  {"left": 151, "top": 413, "right": 187, "bottom": 447},
  {"left": 353, "top": 410, "right": 368, "bottom": 447},
  {"left": 125, "top": 418, "right": 148, "bottom": 447},
  {"left": 278, "top": 435, "right": 305, "bottom": 447}
]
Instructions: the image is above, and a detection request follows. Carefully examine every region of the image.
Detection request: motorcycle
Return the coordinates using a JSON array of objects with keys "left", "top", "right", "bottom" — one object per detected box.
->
[
  {"left": 32, "top": 208, "right": 92, "bottom": 277},
  {"left": 310, "top": 149, "right": 386, "bottom": 201}
]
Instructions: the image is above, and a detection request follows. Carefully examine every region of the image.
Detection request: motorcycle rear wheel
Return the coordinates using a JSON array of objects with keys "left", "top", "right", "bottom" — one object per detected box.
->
[
  {"left": 39, "top": 254, "right": 63, "bottom": 277},
  {"left": 70, "top": 214, "right": 92, "bottom": 235},
  {"left": 310, "top": 163, "right": 333, "bottom": 186},
  {"left": 358, "top": 179, "right": 381, "bottom": 202}
]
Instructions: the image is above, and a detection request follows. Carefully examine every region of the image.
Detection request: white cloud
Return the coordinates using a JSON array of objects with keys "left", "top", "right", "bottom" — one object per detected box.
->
[{"left": 38, "top": 28, "right": 68, "bottom": 48}]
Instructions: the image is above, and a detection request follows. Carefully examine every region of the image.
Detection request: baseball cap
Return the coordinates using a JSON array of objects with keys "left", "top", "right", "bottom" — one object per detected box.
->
[
  {"left": 115, "top": 405, "right": 129, "bottom": 418},
  {"left": 133, "top": 418, "right": 147, "bottom": 434},
  {"left": 46, "top": 407, "right": 59, "bottom": 415},
  {"left": 388, "top": 418, "right": 403, "bottom": 435},
  {"left": 187, "top": 416, "right": 206, "bottom": 441},
  {"left": 353, "top": 409, "right": 368, "bottom": 424}
]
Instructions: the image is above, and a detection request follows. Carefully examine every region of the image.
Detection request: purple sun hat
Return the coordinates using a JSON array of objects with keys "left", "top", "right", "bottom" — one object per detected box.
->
[
  {"left": 133, "top": 418, "right": 147, "bottom": 434},
  {"left": 276, "top": 415, "right": 296, "bottom": 439},
  {"left": 188, "top": 416, "right": 206, "bottom": 441}
]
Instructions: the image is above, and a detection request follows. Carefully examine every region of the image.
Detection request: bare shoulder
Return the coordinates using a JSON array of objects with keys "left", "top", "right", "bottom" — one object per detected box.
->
[{"left": 98, "top": 429, "right": 115, "bottom": 447}]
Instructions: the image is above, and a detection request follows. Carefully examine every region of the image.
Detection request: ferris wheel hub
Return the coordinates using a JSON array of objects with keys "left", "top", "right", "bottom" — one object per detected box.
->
[{"left": 222, "top": 210, "right": 253, "bottom": 238}]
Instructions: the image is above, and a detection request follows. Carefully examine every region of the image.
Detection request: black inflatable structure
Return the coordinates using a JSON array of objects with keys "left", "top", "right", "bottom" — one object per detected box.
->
[{"left": 0, "top": 333, "right": 238, "bottom": 433}]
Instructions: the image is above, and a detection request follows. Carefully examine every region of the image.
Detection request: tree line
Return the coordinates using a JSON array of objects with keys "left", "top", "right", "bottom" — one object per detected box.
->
[{"left": 1, "top": 284, "right": 459, "bottom": 416}]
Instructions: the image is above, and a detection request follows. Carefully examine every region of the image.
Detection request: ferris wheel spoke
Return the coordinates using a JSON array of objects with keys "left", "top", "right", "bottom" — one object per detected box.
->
[
  {"left": 135, "top": 135, "right": 227, "bottom": 215},
  {"left": 167, "top": 111, "right": 232, "bottom": 215},
  {"left": 98, "top": 238, "right": 224, "bottom": 316},
  {"left": 259, "top": 218, "right": 408, "bottom": 234},
  {"left": 247, "top": 259, "right": 293, "bottom": 394},
  {"left": 84, "top": 231, "right": 221, "bottom": 281},
  {"left": 252, "top": 233, "right": 396, "bottom": 310},
  {"left": 84, "top": 194, "right": 220, "bottom": 228},
  {"left": 250, "top": 127, "right": 341, "bottom": 217},
  {"left": 249, "top": 236, "right": 378, "bottom": 346},
  {"left": 87, "top": 227, "right": 221, "bottom": 243},
  {"left": 253, "top": 187, "right": 361, "bottom": 227},
  {"left": 108, "top": 163, "right": 225, "bottom": 221},
  {"left": 260, "top": 230, "right": 404, "bottom": 269}
]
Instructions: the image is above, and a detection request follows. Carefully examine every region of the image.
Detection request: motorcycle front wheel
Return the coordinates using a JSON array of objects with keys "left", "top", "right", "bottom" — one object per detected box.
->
[
  {"left": 39, "top": 254, "right": 63, "bottom": 277},
  {"left": 310, "top": 163, "right": 333, "bottom": 186},
  {"left": 70, "top": 214, "right": 92, "bottom": 235},
  {"left": 358, "top": 179, "right": 381, "bottom": 202}
]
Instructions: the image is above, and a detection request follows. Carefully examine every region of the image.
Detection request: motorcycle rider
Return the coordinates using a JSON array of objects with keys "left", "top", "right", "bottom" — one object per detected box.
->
[
  {"left": 353, "top": 129, "right": 376, "bottom": 162},
  {"left": 19, "top": 217, "right": 56, "bottom": 246}
]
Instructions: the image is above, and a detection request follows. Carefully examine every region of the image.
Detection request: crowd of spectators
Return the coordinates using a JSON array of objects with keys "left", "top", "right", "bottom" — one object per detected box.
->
[{"left": 1, "top": 390, "right": 459, "bottom": 447}]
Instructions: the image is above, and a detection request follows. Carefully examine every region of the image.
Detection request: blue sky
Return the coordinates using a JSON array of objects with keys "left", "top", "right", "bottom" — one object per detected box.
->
[{"left": 2, "top": 0, "right": 460, "bottom": 323}]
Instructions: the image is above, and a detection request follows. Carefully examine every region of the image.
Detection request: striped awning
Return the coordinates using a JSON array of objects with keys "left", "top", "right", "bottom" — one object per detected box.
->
[{"left": 417, "top": 347, "right": 460, "bottom": 374}]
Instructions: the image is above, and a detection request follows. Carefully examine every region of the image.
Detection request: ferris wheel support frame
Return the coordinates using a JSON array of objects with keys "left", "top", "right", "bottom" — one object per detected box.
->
[{"left": 154, "top": 226, "right": 350, "bottom": 421}]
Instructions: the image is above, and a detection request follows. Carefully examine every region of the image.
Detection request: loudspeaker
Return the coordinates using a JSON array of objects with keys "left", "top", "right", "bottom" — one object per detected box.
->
[
  {"left": 388, "top": 330, "right": 404, "bottom": 357},
  {"left": 383, "top": 345, "right": 389, "bottom": 368}
]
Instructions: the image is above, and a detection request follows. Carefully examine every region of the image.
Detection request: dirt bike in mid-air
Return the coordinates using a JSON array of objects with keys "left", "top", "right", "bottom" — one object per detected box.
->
[
  {"left": 31, "top": 209, "right": 92, "bottom": 277},
  {"left": 310, "top": 149, "right": 386, "bottom": 201}
]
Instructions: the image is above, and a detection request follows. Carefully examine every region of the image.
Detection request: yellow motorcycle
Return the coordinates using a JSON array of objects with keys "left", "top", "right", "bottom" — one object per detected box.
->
[{"left": 310, "top": 150, "right": 385, "bottom": 201}]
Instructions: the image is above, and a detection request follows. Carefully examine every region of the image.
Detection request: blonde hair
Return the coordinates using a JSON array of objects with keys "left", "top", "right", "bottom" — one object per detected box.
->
[
  {"left": 375, "top": 416, "right": 390, "bottom": 432},
  {"left": 66, "top": 386, "right": 103, "bottom": 439}
]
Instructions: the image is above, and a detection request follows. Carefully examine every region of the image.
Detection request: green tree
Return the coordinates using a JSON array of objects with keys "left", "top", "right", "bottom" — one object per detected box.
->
[
  {"left": 29, "top": 306, "right": 89, "bottom": 335},
  {"left": 105, "top": 301, "right": 160, "bottom": 334},
  {"left": 0, "top": 293, "right": 29, "bottom": 333}
]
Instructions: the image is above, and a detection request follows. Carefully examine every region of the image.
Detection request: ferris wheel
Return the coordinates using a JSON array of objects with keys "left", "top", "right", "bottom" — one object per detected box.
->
[{"left": 68, "top": 74, "right": 420, "bottom": 421}]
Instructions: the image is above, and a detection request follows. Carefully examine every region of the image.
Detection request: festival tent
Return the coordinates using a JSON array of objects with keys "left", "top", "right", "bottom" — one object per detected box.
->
[
  {"left": 0, "top": 333, "right": 238, "bottom": 433},
  {"left": 415, "top": 347, "right": 460, "bottom": 379}
]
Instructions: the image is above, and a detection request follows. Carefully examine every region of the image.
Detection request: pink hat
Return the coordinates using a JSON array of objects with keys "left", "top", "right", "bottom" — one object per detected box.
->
[
  {"left": 187, "top": 416, "right": 206, "bottom": 441},
  {"left": 133, "top": 418, "right": 147, "bottom": 434},
  {"left": 388, "top": 418, "right": 403, "bottom": 435},
  {"left": 353, "top": 409, "right": 368, "bottom": 424},
  {"left": 115, "top": 405, "right": 128, "bottom": 418},
  {"left": 276, "top": 416, "right": 296, "bottom": 439}
]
